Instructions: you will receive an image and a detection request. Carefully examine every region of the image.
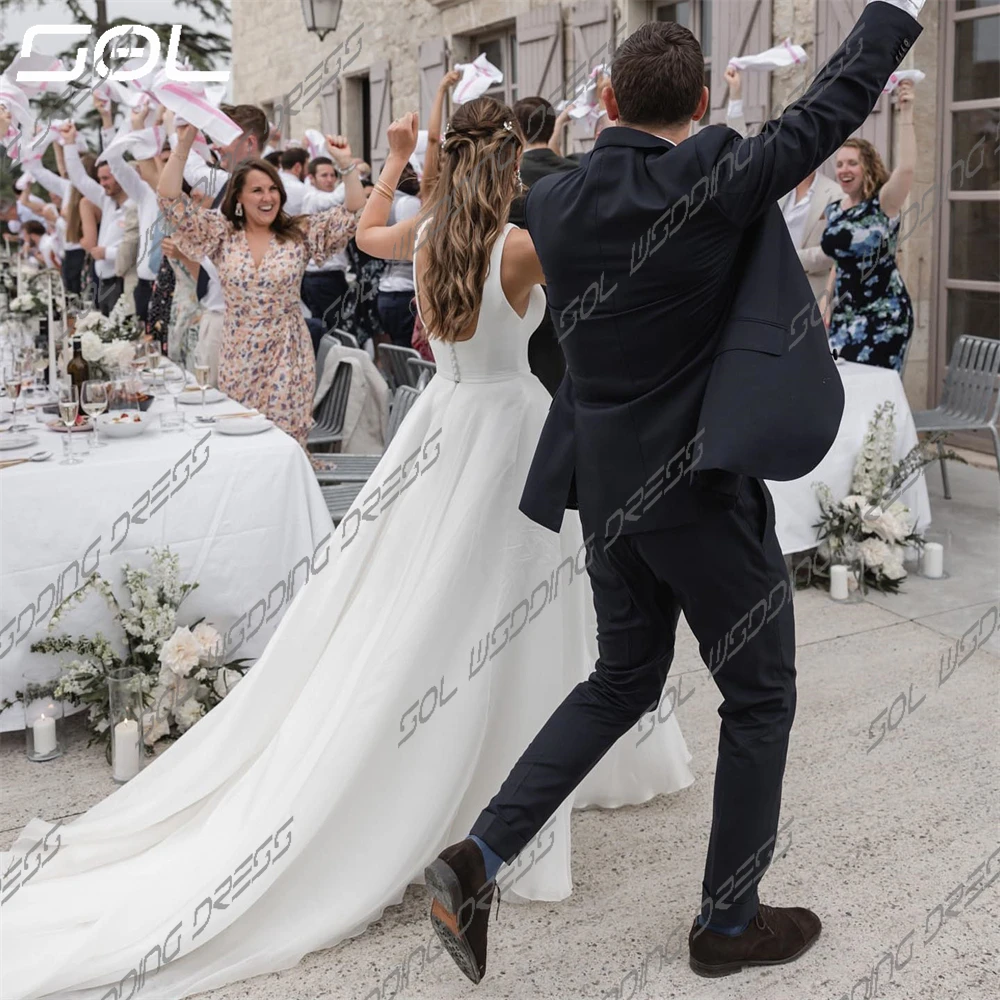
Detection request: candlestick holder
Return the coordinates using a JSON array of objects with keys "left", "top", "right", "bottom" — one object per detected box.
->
[
  {"left": 22, "top": 669, "right": 64, "bottom": 762},
  {"left": 108, "top": 667, "right": 144, "bottom": 783}
]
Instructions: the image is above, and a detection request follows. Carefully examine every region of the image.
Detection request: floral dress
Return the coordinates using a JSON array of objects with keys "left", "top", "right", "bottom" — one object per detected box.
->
[
  {"left": 158, "top": 195, "right": 356, "bottom": 447},
  {"left": 821, "top": 193, "right": 914, "bottom": 373}
]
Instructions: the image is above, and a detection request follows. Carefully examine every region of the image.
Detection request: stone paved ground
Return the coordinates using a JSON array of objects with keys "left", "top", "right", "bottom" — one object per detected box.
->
[{"left": 4, "top": 462, "right": 997, "bottom": 1000}]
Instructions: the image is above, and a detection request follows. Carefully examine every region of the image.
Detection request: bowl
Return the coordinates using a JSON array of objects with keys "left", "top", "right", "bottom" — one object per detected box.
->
[{"left": 96, "top": 411, "right": 151, "bottom": 438}]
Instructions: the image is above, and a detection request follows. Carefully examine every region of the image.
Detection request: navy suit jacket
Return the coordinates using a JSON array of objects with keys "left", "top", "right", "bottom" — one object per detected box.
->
[{"left": 519, "top": 0, "right": 921, "bottom": 539}]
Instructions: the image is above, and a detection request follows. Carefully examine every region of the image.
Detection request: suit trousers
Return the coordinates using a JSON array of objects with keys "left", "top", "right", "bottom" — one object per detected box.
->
[{"left": 471, "top": 476, "right": 796, "bottom": 930}]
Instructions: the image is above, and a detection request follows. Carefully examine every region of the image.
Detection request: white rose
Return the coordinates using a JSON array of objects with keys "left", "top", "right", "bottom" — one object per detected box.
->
[
  {"left": 859, "top": 537, "right": 890, "bottom": 570},
  {"left": 881, "top": 546, "right": 907, "bottom": 581},
  {"left": 174, "top": 697, "right": 205, "bottom": 732},
  {"left": 103, "top": 339, "right": 135, "bottom": 369},
  {"left": 192, "top": 622, "right": 221, "bottom": 658},
  {"left": 76, "top": 311, "right": 103, "bottom": 332},
  {"left": 159, "top": 626, "right": 204, "bottom": 678},
  {"left": 80, "top": 331, "right": 104, "bottom": 362}
]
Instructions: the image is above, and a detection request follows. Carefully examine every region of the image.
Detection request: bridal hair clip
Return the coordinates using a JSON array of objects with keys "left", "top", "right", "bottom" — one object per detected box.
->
[{"left": 503, "top": 121, "right": 513, "bottom": 131}]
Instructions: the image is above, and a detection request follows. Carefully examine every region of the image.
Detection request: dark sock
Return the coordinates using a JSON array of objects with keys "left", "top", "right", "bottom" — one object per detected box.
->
[
  {"left": 696, "top": 913, "right": 750, "bottom": 936},
  {"left": 468, "top": 835, "right": 503, "bottom": 882}
]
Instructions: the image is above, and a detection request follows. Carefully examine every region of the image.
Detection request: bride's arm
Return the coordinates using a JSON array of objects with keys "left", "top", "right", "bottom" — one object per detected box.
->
[
  {"left": 503, "top": 228, "right": 546, "bottom": 291},
  {"left": 356, "top": 112, "right": 424, "bottom": 262}
]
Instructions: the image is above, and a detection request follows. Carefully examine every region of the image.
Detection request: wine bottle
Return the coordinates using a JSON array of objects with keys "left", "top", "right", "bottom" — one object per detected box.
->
[{"left": 66, "top": 337, "right": 90, "bottom": 393}]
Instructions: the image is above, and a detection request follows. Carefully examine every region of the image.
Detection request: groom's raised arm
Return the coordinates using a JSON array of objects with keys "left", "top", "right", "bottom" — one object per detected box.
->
[{"left": 701, "top": 0, "right": 924, "bottom": 228}]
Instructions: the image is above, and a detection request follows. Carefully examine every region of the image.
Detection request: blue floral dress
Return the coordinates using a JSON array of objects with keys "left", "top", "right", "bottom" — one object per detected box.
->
[{"left": 821, "top": 193, "right": 914, "bottom": 373}]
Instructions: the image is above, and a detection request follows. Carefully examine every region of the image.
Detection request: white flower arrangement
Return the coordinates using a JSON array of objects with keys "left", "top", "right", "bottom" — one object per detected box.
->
[
  {"left": 73, "top": 301, "right": 141, "bottom": 379},
  {"left": 1, "top": 548, "right": 249, "bottom": 750},
  {"left": 812, "top": 402, "right": 965, "bottom": 593}
]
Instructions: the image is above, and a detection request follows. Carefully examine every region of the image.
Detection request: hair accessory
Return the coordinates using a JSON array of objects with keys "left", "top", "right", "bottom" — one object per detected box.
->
[{"left": 503, "top": 121, "right": 513, "bottom": 131}]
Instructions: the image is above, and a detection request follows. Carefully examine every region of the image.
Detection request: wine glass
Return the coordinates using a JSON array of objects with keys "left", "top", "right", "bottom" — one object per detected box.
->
[
  {"left": 145, "top": 341, "right": 161, "bottom": 370},
  {"left": 163, "top": 366, "right": 186, "bottom": 429},
  {"left": 193, "top": 346, "right": 212, "bottom": 417},
  {"left": 82, "top": 380, "right": 109, "bottom": 448},
  {"left": 4, "top": 367, "right": 27, "bottom": 431},
  {"left": 57, "top": 383, "right": 82, "bottom": 465}
]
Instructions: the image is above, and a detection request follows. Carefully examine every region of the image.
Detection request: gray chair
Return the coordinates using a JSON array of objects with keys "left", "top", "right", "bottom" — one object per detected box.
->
[
  {"left": 407, "top": 357, "right": 436, "bottom": 390},
  {"left": 332, "top": 328, "right": 360, "bottom": 351},
  {"left": 315, "top": 385, "right": 422, "bottom": 521},
  {"left": 377, "top": 343, "right": 422, "bottom": 390},
  {"left": 308, "top": 360, "right": 352, "bottom": 453},
  {"left": 315, "top": 333, "right": 339, "bottom": 390},
  {"left": 912, "top": 335, "right": 1000, "bottom": 498}
]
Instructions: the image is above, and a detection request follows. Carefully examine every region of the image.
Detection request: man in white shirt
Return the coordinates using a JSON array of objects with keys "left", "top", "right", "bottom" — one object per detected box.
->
[
  {"left": 300, "top": 156, "right": 349, "bottom": 328},
  {"left": 278, "top": 147, "right": 308, "bottom": 215},
  {"left": 59, "top": 121, "right": 128, "bottom": 313}
]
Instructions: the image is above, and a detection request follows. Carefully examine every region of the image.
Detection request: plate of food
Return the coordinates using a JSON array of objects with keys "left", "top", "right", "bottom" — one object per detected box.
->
[
  {"left": 46, "top": 416, "right": 93, "bottom": 433},
  {"left": 213, "top": 415, "right": 274, "bottom": 436},
  {"left": 177, "top": 386, "right": 226, "bottom": 405},
  {"left": 96, "top": 411, "right": 151, "bottom": 438}
]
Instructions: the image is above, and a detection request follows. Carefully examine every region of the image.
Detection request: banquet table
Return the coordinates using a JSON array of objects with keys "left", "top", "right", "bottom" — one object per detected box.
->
[
  {"left": 767, "top": 360, "right": 932, "bottom": 555},
  {"left": 0, "top": 376, "right": 333, "bottom": 730}
]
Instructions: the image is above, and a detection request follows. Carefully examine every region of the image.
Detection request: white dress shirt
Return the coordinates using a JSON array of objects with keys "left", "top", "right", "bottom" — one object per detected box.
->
[
  {"left": 379, "top": 193, "right": 422, "bottom": 293},
  {"left": 780, "top": 175, "right": 818, "bottom": 249},
  {"left": 871, "top": 0, "right": 924, "bottom": 17},
  {"left": 301, "top": 183, "right": 347, "bottom": 274},
  {"left": 278, "top": 170, "right": 306, "bottom": 215},
  {"left": 63, "top": 144, "right": 126, "bottom": 279},
  {"left": 104, "top": 146, "right": 161, "bottom": 281},
  {"left": 21, "top": 163, "right": 82, "bottom": 252}
]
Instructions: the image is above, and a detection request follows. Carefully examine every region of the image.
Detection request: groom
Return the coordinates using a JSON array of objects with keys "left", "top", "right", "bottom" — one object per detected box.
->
[{"left": 426, "top": 0, "right": 925, "bottom": 983}]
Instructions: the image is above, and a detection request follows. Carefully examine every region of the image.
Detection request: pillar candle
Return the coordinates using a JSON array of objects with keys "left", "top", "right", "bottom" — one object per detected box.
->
[
  {"left": 922, "top": 542, "right": 944, "bottom": 579},
  {"left": 112, "top": 718, "right": 140, "bottom": 781},
  {"left": 31, "top": 713, "right": 57, "bottom": 755},
  {"left": 830, "top": 564, "right": 849, "bottom": 600}
]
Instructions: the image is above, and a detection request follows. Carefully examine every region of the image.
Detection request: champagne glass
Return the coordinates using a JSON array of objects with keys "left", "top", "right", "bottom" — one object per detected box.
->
[
  {"left": 163, "top": 366, "right": 186, "bottom": 428},
  {"left": 193, "top": 347, "right": 212, "bottom": 417},
  {"left": 82, "top": 380, "right": 108, "bottom": 448},
  {"left": 146, "top": 341, "right": 161, "bottom": 370},
  {"left": 57, "top": 383, "right": 82, "bottom": 465},
  {"left": 4, "top": 368, "right": 26, "bottom": 431}
]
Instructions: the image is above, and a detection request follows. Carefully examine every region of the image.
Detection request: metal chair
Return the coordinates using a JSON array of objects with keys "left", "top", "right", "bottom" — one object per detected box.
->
[
  {"left": 307, "top": 360, "right": 352, "bottom": 452},
  {"left": 314, "top": 386, "right": 422, "bottom": 521},
  {"left": 912, "top": 335, "right": 1000, "bottom": 499},
  {"left": 332, "top": 328, "right": 360, "bottom": 351},
  {"left": 315, "top": 333, "right": 339, "bottom": 389},
  {"left": 407, "top": 357, "right": 436, "bottom": 390},
  {"left": 377, "top": 343, "right": 422, "bottom": 390}
]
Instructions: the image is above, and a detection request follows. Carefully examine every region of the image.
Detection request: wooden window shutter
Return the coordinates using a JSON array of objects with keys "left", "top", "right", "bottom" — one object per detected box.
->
[
  {"left": 320, "top": 78, "right": 340, "bottom": 136},
  {"left": 516, "top": 4, "right": 564, "bottom": 103},
  {"left": 815, "top": 0, "right": 891, "bottom": 176},
  {"left": 419, "top": 38, "right": 449, "bottom": 126},
  {"left": 369, "top": 60, "right": 391, "bottom": 178},
  {"left": 710, "top": 0, "right": 772, "bottom": 129},
  {"left": 568, "top": 0, "right": 615, "bottom": 151}
]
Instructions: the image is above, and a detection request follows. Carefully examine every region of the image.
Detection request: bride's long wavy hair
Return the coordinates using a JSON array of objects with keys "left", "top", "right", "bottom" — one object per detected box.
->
[{"left": 419, "top": 97, "right": 523, "bottom": 342}]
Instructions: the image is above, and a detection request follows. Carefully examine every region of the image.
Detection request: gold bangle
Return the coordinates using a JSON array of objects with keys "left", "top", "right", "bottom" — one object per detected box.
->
[{"left": 373, "top": 181, "right": 395, "bottom": 202}]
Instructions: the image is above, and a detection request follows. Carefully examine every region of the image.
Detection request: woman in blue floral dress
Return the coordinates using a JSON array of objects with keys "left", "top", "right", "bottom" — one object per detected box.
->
[{"left": 821, "top": 81, "right": 917, "bottom": 373}]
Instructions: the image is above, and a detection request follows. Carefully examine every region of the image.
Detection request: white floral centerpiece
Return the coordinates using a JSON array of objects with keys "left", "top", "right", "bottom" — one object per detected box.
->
[
  {"left": 811, "top": 402, "right": 965, "bottom": 593},
  {"left": 1, "top": 548, "right": 250, "bottom": 750},
  {"left": 75, "top": 295, "right": 142, "bottom": 379},
  {"left": 6, "top": 287, "right": 46, "bottom": 318}
]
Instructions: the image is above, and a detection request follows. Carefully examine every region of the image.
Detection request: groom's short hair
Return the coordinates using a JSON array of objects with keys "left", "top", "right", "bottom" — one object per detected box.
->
[
  {"left": 514, "top": 97, "right": 557, "bottom": 144},
  {"left": 611, "top": 21, "right": 705, "bottom": 128}
]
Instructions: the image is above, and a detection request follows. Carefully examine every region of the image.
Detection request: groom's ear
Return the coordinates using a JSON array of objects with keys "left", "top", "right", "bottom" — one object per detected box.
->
[
  {"left": 603, "top": 84, "right": 620, "bottom": 124},
  {"left": 691, "top": 86, "right": 710, "bottom": 123}
]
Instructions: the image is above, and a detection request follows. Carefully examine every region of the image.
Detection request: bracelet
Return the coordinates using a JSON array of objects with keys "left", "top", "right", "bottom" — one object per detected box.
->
[
  {"left": 373, "top": 180, "right": 395, "bottom": 202},
  {"left": 335, "top": 161, "right": 358, "bottom": 177}
]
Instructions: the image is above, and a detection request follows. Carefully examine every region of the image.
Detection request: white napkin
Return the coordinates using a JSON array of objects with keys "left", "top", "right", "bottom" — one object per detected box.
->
[
  {"left": 883, "top": 69, "right": 925, "bottom": 93},
  {"left": 452, "top": 54, "right": 503, "bottom": 105},
  {"left": 3, "top": 54, "right": 67, "bottom": 98},
  {"left": 151, "top": 78, "right": 241, "bottom": 145},
  {"left": 96, "top": 125, "right": 167, "bottom": 164},
  {"left": 728, "top": 38, "right": 808, "bottom": 71},
  {"left": 409, "top": 130, "right": 428, "bottom": 179},
  {"left": 557, "top": 64, "right": 609, "bottom": 128},
  {"left": 303, "top": 128, "right": 327, "bottom": 161},
  {"left": 0, "top": 75, "right": 35, "bottom": 160}
]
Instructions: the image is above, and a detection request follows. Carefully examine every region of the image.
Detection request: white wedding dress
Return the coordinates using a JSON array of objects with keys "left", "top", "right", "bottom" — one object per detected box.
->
[{"left": 0, "top": 224, "right": 694, "bottom": 1000}]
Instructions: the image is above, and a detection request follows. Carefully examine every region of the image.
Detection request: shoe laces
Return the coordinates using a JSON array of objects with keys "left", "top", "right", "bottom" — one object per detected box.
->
[{"left": 755, "top": 904, "right": 775, "bottom": 934}]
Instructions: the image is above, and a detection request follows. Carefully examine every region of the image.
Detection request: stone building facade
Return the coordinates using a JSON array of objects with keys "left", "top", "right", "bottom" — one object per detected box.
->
[{"left": 232, "top": 1, "right": 999, "bottom": 429}]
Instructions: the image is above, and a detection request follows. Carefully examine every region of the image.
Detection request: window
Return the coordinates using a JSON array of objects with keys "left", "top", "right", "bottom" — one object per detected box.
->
[
  {"left": 343, "top": 74, "right": 372, "bottom": 165},
  {"left": 470, "top": 26, "right": 518, "bottom": 106},
  {"left": 651, "top": 1, "right": 712, "bottom": 99}
]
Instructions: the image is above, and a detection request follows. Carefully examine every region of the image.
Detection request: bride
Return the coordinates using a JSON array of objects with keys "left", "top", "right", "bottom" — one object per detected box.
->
[{"left": 0, "top": 99, "right": 694, "bottom": 1000}]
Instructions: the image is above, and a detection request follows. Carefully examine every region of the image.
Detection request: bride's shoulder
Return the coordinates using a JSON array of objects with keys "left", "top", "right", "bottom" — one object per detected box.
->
[{"left": 500, "top": 225, "right": 544, "bottom": 288}]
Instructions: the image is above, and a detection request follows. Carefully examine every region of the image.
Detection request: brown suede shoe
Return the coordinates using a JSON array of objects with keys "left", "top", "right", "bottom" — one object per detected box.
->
[
  {"left": 425, "top": 839, "right": 495, "bottom": 985},
  {"left": 688, "top": 903, "right": 821, "bottom": 977}
]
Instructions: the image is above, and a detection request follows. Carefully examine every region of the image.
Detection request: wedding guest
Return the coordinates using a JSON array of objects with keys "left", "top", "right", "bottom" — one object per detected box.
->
[
  {"left": 300, "top": 155, "right": 353, "bottom": 328},
  {"left": 513, "top": 97, "right": 580, "bottom": 187},
  {"left": 545, "top": 105, "right": 575, "bottom": 158},
  {"left": 60, "top": 121, "right": 128, "bottom": 313},
  {"left": 342, "top": 180, "right": 387, "bottom": 349},
  {"left": 375, "top": 164, "right": 421, "bottom": 348},
  {"left": 264, "top": 150, "right": 283, "bottom": 169},
  {"left": 278, "top": 147, "right": 309, "bottom": 214},
  {"left": 19, "top": 220, "right": 47, "bottom": 268},
  {"left": 158, "top": 124, "right": 361, "bottom": 449},
  {"left": 162, "top": 237, "right": 204, "bottom": 367},
  {"left": 114, "top": 201, "right": 142, "bottom": 316},
  {"left": 822, "top": 80, "right": 918, "bottom": 372},
  {"left": 419, "top": 69, "right": 462, "bottom": 203}
]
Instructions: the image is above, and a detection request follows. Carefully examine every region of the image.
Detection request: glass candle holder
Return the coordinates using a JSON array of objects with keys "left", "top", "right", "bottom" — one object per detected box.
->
[
  {"left": 108, "top": 667, "right": 144, "bottom": 783},
  {"left": 22, "top": 669, "right": 64, "bottom": 761}
]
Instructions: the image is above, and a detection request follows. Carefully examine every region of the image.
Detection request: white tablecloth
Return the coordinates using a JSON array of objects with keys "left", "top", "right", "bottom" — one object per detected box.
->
[
  {"left": 767, "top": 361, "right": 932, "bottom": 555},
  {"left": 0, "top": 382, "right": 332, "bottom": 730}
]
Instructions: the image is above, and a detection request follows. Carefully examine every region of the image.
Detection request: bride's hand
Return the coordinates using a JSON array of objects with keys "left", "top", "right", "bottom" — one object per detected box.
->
[{"left": 387, "top": 112, "right": 419, "bottom": 159}]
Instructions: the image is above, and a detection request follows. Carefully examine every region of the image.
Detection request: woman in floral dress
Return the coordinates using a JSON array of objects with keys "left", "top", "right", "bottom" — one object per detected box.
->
[
  {"left": 157, "top": 124, "right": 364, "bottom": 446},
  {"left": 821, "top": 80, "right": 918, "bottom": 373}
]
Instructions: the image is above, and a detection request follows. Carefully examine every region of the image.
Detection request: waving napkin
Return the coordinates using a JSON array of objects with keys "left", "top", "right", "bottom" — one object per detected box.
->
[
  {"left": 96, "top": 125, "right": 167, "bottom": 164},
  {"left": 151, "top": 79, "right": 241, "bottom": 145},
  {"left": 557, "top": 63, "right": 609, "bottom": 125},
  {"left": 0, "top": 75, "right": 35, "bottom": 160},
  {"left": 3, "top": 54, "right": 66, "bottom": 98},
  {"left": 303, "top": 128, "right": 327, "bottom": 161},
  {"left": 883, "top": 69, "right": 925, "bottom": 93},
  {"left": 452, "top": 54, "right": 503, "bottom": 105},
  {"left": 728, "top": 38, "right": 808, "bottom": 71}
]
